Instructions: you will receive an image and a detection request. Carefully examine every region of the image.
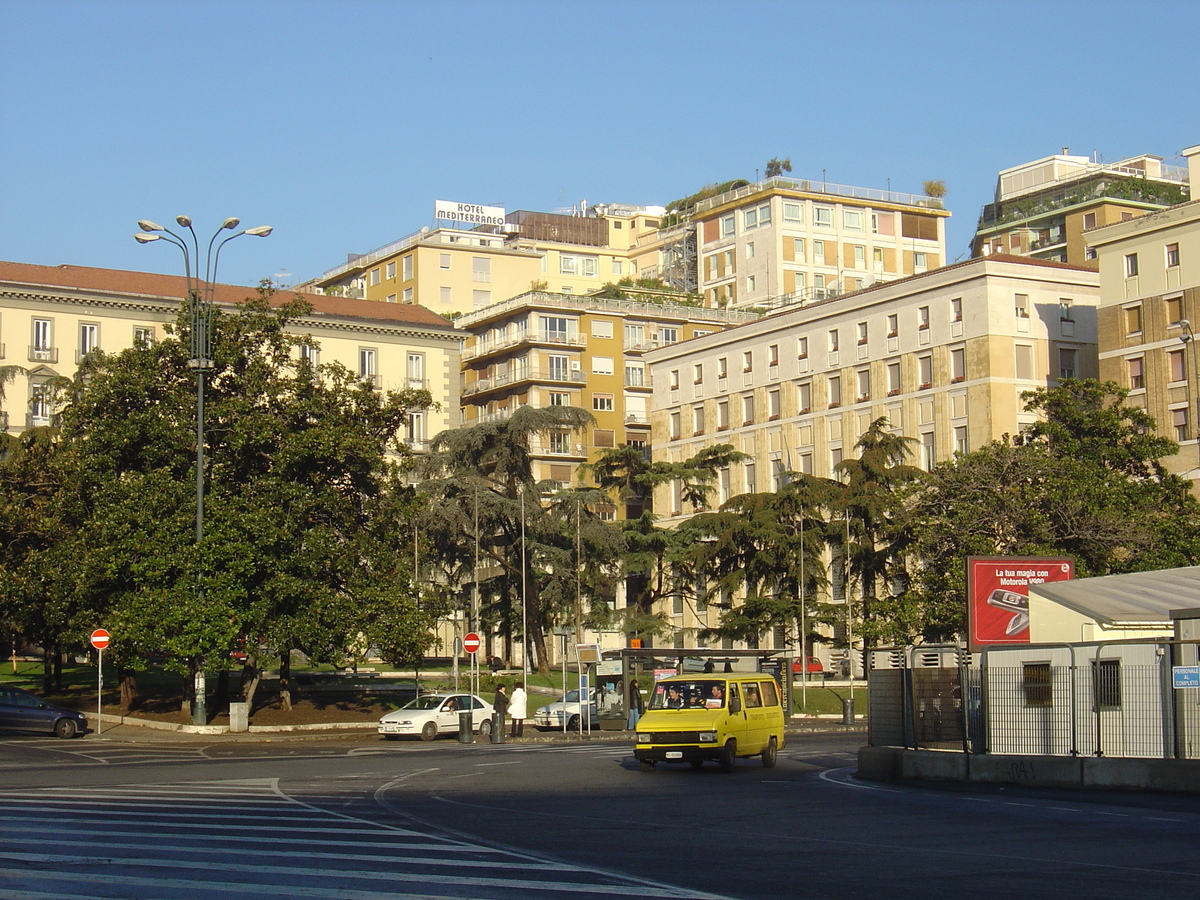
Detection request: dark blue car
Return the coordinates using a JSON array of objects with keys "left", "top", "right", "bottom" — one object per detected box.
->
[{"left": 0, "top": 687, "right": 88, "bottom": 738}]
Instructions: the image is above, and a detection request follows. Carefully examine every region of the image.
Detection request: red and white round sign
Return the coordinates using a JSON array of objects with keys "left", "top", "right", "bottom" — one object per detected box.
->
[
  {"left": 463, "top": 632, "right": 481, "bottom": 655},
  {"left": 90, "top": 629, "right": 111, "bottom": 650}
]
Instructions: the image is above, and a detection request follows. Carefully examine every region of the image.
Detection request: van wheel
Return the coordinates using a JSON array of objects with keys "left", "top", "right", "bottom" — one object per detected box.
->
[
  {"left": 762, "top": 736, "right": 778, "bottom": 768},
  {"left": 689, "top": 760, "right": 704, "bottom": 769},
  {"left": 639, "top": 760, "right": 656, "bottom": 771},
  {"left": 718, "top": 739, "right": 736, "bottom": 772}
]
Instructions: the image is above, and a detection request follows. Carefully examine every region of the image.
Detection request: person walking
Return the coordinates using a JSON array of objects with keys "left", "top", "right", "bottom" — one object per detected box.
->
[
  {"left": 627, "top": 679, "right": 645, "bottom": 729},
  {"left": 509, "top": 682, "right": 527, "bottom": 737},
  {"left": 492, "top": 683, "right": 509, "bottom": 739}
]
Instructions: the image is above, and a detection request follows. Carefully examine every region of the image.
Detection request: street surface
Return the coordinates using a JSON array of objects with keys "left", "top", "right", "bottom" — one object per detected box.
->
[{"left": 1, "top": 729, "right": 1199, "bottom": 899}]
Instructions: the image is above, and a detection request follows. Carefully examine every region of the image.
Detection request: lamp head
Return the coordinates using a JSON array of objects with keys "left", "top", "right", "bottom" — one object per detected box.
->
[
  {"left": 1181, "top": 319, "right": 1193, "bottom": 344},
  {"left": 138, "top": 220, "right": 165, "bottom": 232},
  {"left": 244, "top": 225, "right": 273, "bottom": 237},
  {"left": 134, "top": 233, "right": 161, "bottom": 243},
  {"left": 222, "top": 217, "right": 240, "bottom": 230},
  {"left": 175, "top": 215, "right": 192, "bottom": 228}
]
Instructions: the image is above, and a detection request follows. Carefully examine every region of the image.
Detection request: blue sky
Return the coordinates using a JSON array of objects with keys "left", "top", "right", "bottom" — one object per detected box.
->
[{"left": 2, "top": 0, "right": 1196, "bottom": 289}]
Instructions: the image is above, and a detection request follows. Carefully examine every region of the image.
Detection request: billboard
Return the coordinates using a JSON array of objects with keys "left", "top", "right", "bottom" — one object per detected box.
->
[
  {"left": 434, "top": 200, "right": 506, "bottom": 226},
  {"left": 967, "top": 556, "right": 1074, "bottom": 650}
]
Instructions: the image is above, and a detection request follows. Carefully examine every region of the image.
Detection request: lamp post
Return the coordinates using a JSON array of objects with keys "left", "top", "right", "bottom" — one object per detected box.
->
[
  {"left": 1180, "top": 319, "right": 1200, "bottom": 484},
  {"left": 135, "top": 216, "right": 272, "bottom": 724}
]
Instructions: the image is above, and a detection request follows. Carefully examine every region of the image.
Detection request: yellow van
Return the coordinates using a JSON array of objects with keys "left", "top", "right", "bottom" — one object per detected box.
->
[{"left": 633, "top": 674, "right": 786, "bottom": 771}]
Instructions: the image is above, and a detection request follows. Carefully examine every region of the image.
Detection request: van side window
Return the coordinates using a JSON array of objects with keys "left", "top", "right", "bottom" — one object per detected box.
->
[
  {"left": 759, "top": 681, "right": 779, "bottom": 707},
  {"left": 744, "top": 684, "right": 762, "bottom": 708},
  {"left": 728, "top": 684, "right": 740, "bottom": 708}
]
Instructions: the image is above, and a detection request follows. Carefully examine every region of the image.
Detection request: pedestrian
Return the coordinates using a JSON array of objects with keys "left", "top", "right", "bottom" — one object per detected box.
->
[
  {"left": 627, "top": 679, "right": 645, "bottom": 729},
  {"left": 493, "top": 683, "right": 509, "bottom": 735},
  {"left": 509, "top": 682, "right": 527, "bottom": 737}
]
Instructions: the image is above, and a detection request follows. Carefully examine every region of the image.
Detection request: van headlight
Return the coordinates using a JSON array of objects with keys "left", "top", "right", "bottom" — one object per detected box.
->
[
  {"left": 699, "top": 732, "right": 717, "bottom": 743},
  {"left": 636, "top": 733, "right": 651, "bottom": 742}
]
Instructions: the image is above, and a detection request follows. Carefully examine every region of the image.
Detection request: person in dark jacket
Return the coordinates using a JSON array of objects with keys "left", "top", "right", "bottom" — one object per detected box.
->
[{"left": 492, "top": 684, "right": 509, "bottom": 734}]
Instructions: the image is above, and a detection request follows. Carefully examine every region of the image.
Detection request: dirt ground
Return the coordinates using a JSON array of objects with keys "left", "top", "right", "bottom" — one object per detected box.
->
[{"left": 102, "top": 685, "right": 404, "bottom": 728}]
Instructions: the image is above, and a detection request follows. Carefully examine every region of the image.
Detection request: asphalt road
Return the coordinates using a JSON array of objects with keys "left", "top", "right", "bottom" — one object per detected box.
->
[{"left": 1, "top": 729, "right": 1199, "bottom": 899}]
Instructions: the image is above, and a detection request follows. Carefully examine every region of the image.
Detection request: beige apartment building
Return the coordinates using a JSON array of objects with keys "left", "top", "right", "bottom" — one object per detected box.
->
[
  {"left": 689, "top": 177, "right": 951, "bottom": 310},
  {"left": 458, "top": 290, "right": 759, "bottom": 513},
  {"left": 0, "top": 261, "right": 462, "bottom": 447},
  {"left": 1087, "top": 144, "right": 1200, "bottom": 485},
  {"left": 643, "top": 255, "right": 1099, "bottom": 661},
  {"left": 304, "top": 205, "right": 675, "bottom": 317},
  {"left": 973, "top": 149, "right": 1190, "bottom": 267}
]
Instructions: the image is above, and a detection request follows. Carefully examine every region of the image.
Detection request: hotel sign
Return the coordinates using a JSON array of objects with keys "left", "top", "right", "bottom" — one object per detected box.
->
[{"left": 435, "top": 200, "right": 507, "bottom": 226}]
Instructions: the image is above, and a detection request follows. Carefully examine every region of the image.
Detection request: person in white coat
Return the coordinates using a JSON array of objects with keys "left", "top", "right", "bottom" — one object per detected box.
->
[{"left": 509, "top": 683, "right": 527, "bottom": 737}]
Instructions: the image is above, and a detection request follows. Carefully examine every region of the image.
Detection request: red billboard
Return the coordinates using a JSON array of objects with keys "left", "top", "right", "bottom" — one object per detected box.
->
[{"left": 967, "top": 556, "right": 1074, "bottom": 650}]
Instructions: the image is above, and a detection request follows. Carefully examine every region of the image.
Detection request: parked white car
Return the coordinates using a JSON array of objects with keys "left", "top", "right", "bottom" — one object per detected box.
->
[
  {"left": 533, "top": 689, "right": 599, "bottom": 731},
  {"left": 378, "top": 692, "right": 495, "bottom": 741}
]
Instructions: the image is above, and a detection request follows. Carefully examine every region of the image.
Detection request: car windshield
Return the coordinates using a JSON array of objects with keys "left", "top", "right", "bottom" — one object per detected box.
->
[
  {"left": 564, "top": 690, "right": 581, "bottom": 703},
  {"left": 403, "top": 695, "right": 457, "bottom": 711},
  {"left": 649, "top": 680, "right": 726, "bottom": 710}
]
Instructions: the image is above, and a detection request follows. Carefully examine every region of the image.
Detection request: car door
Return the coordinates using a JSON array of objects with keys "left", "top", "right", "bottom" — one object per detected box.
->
[{"left": 437, "top": 698, "right": 459, "bottom": 733}]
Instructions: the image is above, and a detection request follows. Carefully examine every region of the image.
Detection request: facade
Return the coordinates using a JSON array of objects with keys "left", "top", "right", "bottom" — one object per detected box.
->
[
  {"left": 1086, "top": 145, "right": 1200, "bottom": 485},
  {"left": 457, "top": 291, "right": 759, "bottom": 512},
  {"left": 0, "top": 261, "right": 463, "bottom": 446},
  {"left": 973, "top": 149, "right": 1190, "bottom": 267},
  {"left": 691, "top": 177, "right": 950, "bottom": 310},
  {"left": 304, "top": 205, "right": 674, "bottom": 317},
  {"left": 643, "top": 255, "right": 1099, "bottom": 664}
]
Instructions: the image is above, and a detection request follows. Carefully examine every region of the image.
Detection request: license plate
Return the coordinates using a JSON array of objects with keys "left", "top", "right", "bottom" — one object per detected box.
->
[{"left": 666, "top": 751, "right": 683, "bottom": 759}]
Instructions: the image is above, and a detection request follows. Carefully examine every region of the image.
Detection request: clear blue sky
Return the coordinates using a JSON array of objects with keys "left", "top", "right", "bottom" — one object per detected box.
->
[{"left": 2, "top": 0, "right": 1196, "bottom": 289}]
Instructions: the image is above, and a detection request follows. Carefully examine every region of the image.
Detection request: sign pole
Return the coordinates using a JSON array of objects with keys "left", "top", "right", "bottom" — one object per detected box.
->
[{"left": 97, "top": 647, "right": 102, "bottom": 736}]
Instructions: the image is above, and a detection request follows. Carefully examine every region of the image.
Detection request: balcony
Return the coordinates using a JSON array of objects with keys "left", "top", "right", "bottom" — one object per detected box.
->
[
  {"left": 461, "top": 366, "right": 584, "bottom": 397},
  {"left": 28, "top": 346, "right": 58, "bottom": 364},
  {"left": 624, "top": 412, "right": 651, "bottom": 426}
]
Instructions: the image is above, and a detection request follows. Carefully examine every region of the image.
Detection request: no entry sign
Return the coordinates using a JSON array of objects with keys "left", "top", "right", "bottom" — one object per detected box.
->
[
  {"left": 90, "top": 629, "right": 111, "bottom": 650},
  {"left": 463, "top": 632, "right": 481, "bottom": 655}
]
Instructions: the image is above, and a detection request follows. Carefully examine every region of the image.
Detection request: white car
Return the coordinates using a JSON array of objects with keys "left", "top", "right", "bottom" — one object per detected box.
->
[
  {"left": 378, "top": 692, "right": 495, "bottom": 741},
  {"left": 533, "top": 689, "right": 599, "bottom": 731}
]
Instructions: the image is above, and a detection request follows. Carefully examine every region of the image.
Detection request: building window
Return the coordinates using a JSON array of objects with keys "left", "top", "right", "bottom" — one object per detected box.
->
[
  {"left": 887, "top": 362, "right": 901, "bottom": 395},
  {"left": 828, "top": 329, "right": 839, "bottom": 352},
  {"left": 612, "top": 259, "right": 624, "bottom": 276},
  {"left": 746, "top": 242, "right": 755, "bottom": 260},
  {"left": 440, "top": 253, "right": 451, "bottom": 269},
  {"left": 1059, "top": 347, "right": 1077, "bottom": 380},
  {"left": 591, "top": 319, "right": 613, "bottom": 339},
  {"left": 768, "top": 388, "right": 781, "bottom": 419},
  {"left": 669, "top": 369, "right": 680, "bottom": 391},
  {"left": 828, "top": 374, "right": 841, "bottom": 408},
  {"left": 1166, "top": 296, "right": 1183, "bottom": 325},
  {"left": 783, "top": 202, "right": 802, "bottom": 222},
  {"left": 951, "top": 347, "right": 966, "bottom": 381},
  {"left": 624, "top": 323, "right": 645, "bottom": 349},
  {"left": 797, "top": 381, "right": 812, "bottom": 413},
  {"left": 1015, "top": 345, "right": 1034, "bottom": 380},
  {"left": 914, "top": 252, "right": 927, "bottom": 270},
  {"left": 1092, "top": 659, "right": 1122, "bottom": 710},
  {"left": 843, "top": 210, "right": 864, "bottom": 232},
  {"left": 918, "top": 355, "right": 932, "bottom": 388},
  {"left": 369, "top": 268, "right": 380, "bottom": 286},
  {"left": 406, "top": 411, "right": 425, "bottom": 445},
  {"left": 472, "top": 290, "right": 491, "bottom": 308},
  {"left": 133, "top": 326, "right": 155, "bottom": 347},
  {"left": 954, "top": 425, "right": 968, "bottom": 455},
  {"left": 1127, "top": 357, "right": 1144, "bottom": 390},
  {"left": 358, "top": 348, "right": 378, "bottom": 384},
  {"left": 720, "top": 215, "right": 735, "bottom": 238},
  {"left": 592, "top": 356, "right": 614, "bottom": 376},
  {"left": 299, "top": 342, "right": 319, "bottom": 369},
  {"left": 1083, "top": 212, "right": 1097, "bottom": 230},
  {"left": 1169, "top": 348, "right": 1186, "bottom": 383},
  {"left": 855, "top": 369, "right": 870, "bottom": 402},
  {"left": 797, "top": 336, "right": 808, "bottom": 359},
  {"left": 548, "top": 391, "right": 570, "bottom": 406},
  {"left": 440, "top": 286, "right": 452, "bottom": 305},
  {"left": 856, "top": 322, "right": 868, "bottom": 345},
  {"left": 32, "top": 317, "right": 53, "bottom": 359},
  {"left": 692, "top": 406, "right": 705, "bottom": 435},
  {"left": 625, "top": 362, "right": 645, "bottom": 387},
  {"left": 747, "top": 275, "right": 756, "bottom": 292},
  {"left": 918, "top": 306, "right": 930, "bottom": 330},
  {"left": 659, "top": 326, "right": 678, "bottom": 345},
  {"left": 78, "top": 323, "right": 99, "bottom": 358},
  {"left": 403, "top": 255, "right": 413, "bottom": 280},
  {"left": 1174, "top": 408, "right": 1190, "bottom": 442},
  {"left": 693, "top": 363, "right": 704, "bottom": 385},
  {"left": 1124, "top": 305, "right": 1142, "bottom": 334},
  {"left": 717, "top": 399, "right": 729, "bottom": 430},
  {"left": 386, "top": 261, "right": 396, "bottom": 279},
  {"left": 768, "top": 344, "right": 779, "bottom": 366},
  {"left": 1167, "top": 243, "right": 1180, "bottom": 268},
  {"left": 669, "top": 411, "right": 681, "bottom": 441},
  {"left": 744, "top": 461, "right": 756, "bottom": 494},
  {"left": 386, "top": 294, "right": 397, "bottom": 304},
  {"left": 1015, "top": 294, "right": 1030, "bottom": 319},
  {"left": 951, "top": 298, "right": 963, "bottom": 322},
  {"left": 29, "top": 381, "right": 53, "bottom": 425},
  {"left": 854, "top": 245, "right": 866, "bottom": 268},
  {"left": 717, "top": 357, "right": 728, "bottom": 379},
  {"left": 742, "top": 394, "right": 755, "bottom": 425},
  {"left": 1125, "top": 253, "right": 1139, "bottom": 277},
  {"left": 920, "top": 431, "right": 935, "bottom": 471},
  {"left": 547, "top": 354, "right": 570, "bottom": 381},
  {"left": 887, "top": 314, "right": 898, "bottom": 338},
  {"left": 548, "top": 431, "right": 571, "bottom": 454},
  {"left": 743, "top": 350, "right": 753, "bottom": 373},
  {"left": 814, "top": 206, "right": 833, "bottom": 228},
  {"left": 1023, "top": 662, "right": 1053, "bottom": 707},
  {"left": 813, "top": 240, "right": 825, "bottom": 265},
  {"left": 1059, "top": 299, "right": 1074, "bottom": 322},
  {"left": 593, "top": 393, "right": 614, "bottom": 412},
  {"left": 406, "top": 353, "right": 425, "bottom": 389}
]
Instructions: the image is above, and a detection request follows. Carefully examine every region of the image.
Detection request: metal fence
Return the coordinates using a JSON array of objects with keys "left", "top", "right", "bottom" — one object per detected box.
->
[{"left": 868, "top": 641, "right": 1200, "bottom": 760}]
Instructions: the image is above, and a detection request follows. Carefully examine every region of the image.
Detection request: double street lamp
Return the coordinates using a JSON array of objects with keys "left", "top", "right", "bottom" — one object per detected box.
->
[
  {"left": 135, "top": 216, "right": 272, "bottom": 724},
  {"left": 1180, "top": 319, "right": 1200, "bottom": 483}
]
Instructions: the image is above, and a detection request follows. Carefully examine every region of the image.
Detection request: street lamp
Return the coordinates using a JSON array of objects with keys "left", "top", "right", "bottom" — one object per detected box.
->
[
  {"left": 1180, "top": 319, "right": 1200, "bottom": 483},
  {"left": 135, "top": 216, "right": 272, "bottom": 724}
]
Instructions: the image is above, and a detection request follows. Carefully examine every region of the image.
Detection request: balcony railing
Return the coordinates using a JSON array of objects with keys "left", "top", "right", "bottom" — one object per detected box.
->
[
  {"left": 694, "top": 176, "right": 943, "bottom": 214},
  {"left": 28, "top": 346, "right": 58, "bottom": 364},
  {"left": 456, "top": 291, "right": 761, "bottom": 330},
  {"left": 462, "top": 367, "right": 585, "bottom": 396}
]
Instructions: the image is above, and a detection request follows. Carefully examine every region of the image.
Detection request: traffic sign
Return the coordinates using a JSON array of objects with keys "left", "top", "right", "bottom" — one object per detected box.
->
[
  {"left": 90, "top": 629, "right": 111, "bottom": 650},
  {"left": 1173, "top": 665, "right": 1200, "bottom": 689},
  {"left": 463, "top": 632, "right": 481, "bottom": 655}
]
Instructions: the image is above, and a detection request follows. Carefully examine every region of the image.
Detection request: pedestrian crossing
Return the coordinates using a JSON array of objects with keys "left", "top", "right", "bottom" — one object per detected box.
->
[{"left": 0, "top": 778, "right": 728, "bottom": 899}]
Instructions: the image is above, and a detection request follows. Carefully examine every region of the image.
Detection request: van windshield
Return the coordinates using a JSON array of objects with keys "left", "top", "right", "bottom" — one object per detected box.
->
[{"left": 649, "top": 680, "right": 726, "bottom": 710}]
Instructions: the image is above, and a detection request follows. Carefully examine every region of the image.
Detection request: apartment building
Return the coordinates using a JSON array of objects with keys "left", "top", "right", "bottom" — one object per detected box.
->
[
  {"left": 642, "top": 255, "right": 1099, "bottom": 657},
  {"left": 304, "top": 204, "right": 673, "bottom": 317},
  {"left": 457, "top": 291, "right": 760, "bottom": 513},
  {"left": 690, "top": 177, "right": 950, "bottom": 310},
  {"left": 973, "top": 149, "right": 1190, "bottom": 267},
  {"left": 0, "top": 261, "right": 462, "bottom": 446},
  {"left": 1087, "top": 143, "right": 1200, "bottom": 484}
]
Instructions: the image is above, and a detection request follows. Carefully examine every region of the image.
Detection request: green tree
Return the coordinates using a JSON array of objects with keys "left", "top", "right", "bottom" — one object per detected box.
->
[{"left": 765, "top": 157, "right": 793, "bottom": 178}]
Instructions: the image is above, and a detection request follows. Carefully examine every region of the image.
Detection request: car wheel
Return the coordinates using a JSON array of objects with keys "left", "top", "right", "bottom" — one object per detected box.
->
[
  {"left": 420, "top": 721, "right": 438, "bottom": 742},
  {"left": 478, "top": 718, "right": 492, "bottom": 738},
  {"left": 567, "top": 715, "right": 580, "bottom": 731},
  {"left": 718, "top": 738, "right": 736, "bottom": 772},
  {"left": 762, "top": 736, "right": 778, "bottom": 768},
  {"left": 54, "top": 718, "right": 78, "bottom": 739}
]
